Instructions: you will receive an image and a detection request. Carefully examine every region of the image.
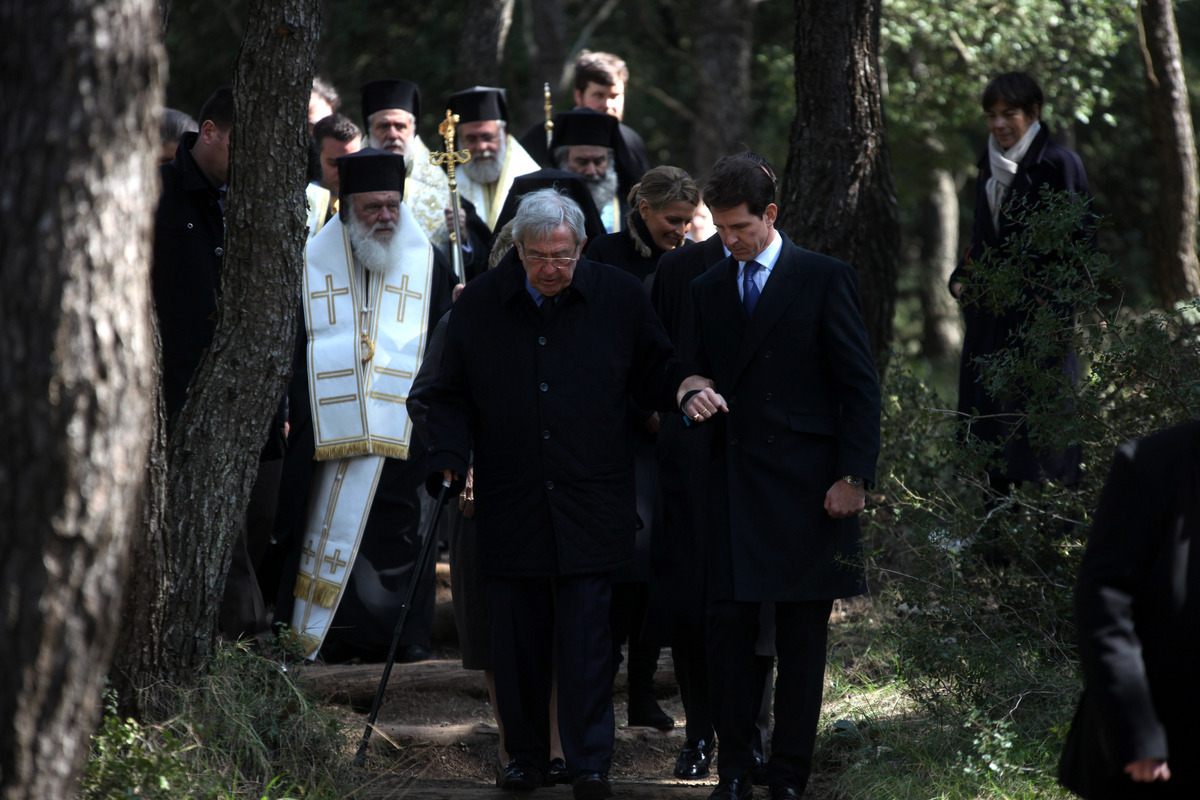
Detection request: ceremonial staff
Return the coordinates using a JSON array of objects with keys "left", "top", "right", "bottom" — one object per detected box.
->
[
  {"left": 543, "top": 81, "right": 554, "bottom": 151},
  {"left": 429, "top": 110, "right": 471, "bottom": 283},
  {"left": 354, "top": 479, "right": 452, "bottom": 767}
]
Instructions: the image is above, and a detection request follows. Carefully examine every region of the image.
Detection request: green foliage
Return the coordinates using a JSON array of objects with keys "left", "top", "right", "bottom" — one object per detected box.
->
[
  {"left": 854, "top": 189, "right": 1200, "bottom": 791},
  {"left": 80, "top": 642, "right": 352, "bottom": 800}
]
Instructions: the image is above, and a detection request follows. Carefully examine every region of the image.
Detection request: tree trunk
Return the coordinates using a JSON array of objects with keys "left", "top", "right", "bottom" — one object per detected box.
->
[
  {"left": 917, "top": 166, "right": 963, "bottom": 361},
  {"left": 456, "top": 0, "right": 515, "bottom": 90},
  {"left": 779, "top": 0, "right": 899, "bottom": 379},
  {"left": 0, "top": 0, "right": 163, "bottom": 795},
  {"left": 688, "top": 0, "right": 754, "bottom": 180},
  {"left": 520, "top": 0, "right": 567, "bottom": 130},
  {"left": 114, "top": 0, "right": 321, "bottom": 697},
  {"left": 1138, "top": 0, "right": 1200, "bottom": 304}
]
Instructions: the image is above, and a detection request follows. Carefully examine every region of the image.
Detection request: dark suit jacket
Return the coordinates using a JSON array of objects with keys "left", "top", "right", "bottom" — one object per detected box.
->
[
  {"left": 691, "top": 232, "right": 880, "bottom": 602},
  {"left": 1060, "top": 422, "right": 1200, "bottom": 798}
]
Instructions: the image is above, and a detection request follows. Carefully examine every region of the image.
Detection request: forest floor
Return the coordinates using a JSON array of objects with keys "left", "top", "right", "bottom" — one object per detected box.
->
[{"left": 291, "top": 563, "right": 855, "bottom": 800}]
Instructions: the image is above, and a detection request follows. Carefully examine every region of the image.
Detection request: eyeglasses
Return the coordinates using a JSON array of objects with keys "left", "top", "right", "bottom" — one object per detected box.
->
[{"left": 520, "top": 248, "right": 579, "bottom": 270}]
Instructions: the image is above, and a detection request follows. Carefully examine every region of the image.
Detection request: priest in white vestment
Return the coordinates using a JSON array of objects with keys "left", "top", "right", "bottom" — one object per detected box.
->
[
  {"left": 446, "top": 86, "right": 540, "bottom": 235},
  {"left": 285, "top": 147, "right": 455, "bottom": 661},
  {"left": 360, "top": 78, "right": 451, "bottom": 252}
]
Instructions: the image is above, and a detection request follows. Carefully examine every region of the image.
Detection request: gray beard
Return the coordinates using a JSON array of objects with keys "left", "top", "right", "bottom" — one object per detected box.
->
[
  {"left": 347, "top": 213, "right": 403, "bottom": 273},
  {"left": 585, "top": 169, "right": 618, "bottom": 211},
  {"left": 461, "top": 138, "right": 506, "bottom": 185}
]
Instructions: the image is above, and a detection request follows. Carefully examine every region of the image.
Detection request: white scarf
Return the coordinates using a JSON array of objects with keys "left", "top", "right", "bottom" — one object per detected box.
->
[{"left": 986, "top": 119, "right": 1041, "bottom": 233}]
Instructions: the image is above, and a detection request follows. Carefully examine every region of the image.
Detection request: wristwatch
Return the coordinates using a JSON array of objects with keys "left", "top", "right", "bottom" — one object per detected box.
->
[{"left": 840, "top": 474, "right": 864, "bottom": 487}]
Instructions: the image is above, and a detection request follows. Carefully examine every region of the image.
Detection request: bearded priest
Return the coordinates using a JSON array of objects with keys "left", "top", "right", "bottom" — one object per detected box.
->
[{"left": 275, "top": 148, "right": 456, "bottom": 663}]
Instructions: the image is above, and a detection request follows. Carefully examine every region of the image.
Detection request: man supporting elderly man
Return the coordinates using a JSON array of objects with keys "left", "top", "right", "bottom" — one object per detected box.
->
[{"left": 423, "top": 188, "right": 721, "bottom": 800}]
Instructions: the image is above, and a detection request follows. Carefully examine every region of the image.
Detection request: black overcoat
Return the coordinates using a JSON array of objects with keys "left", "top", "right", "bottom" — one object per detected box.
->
[
  {"left": 951, "top": 125, "right": 1090, "bottom": 484},
  {"left": 1059, "top": 422, "right": 1200, "bottom": 798},
  {"left": 691, "top": 233, "right": 880, "bottom": 602},
  {"left": 646, "top": 233, "right": 725, "bottom": 617},
  {"left": 152, "top": 131, "right": 225, "bottom": 424},
  {"left": 424, "top": 250, "right": 688, "bottom": 577}
]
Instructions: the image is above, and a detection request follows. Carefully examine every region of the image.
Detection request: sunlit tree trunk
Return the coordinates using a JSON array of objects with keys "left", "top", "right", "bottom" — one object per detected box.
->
[
  {"left": 780, "top": 0, "right": 900, "bottom": 377},
  {"left": 0, "top": 0, "right": 163, "bottom": 794},
  {"left": 1138, "top": 0, "right": 1200, "bottom": 303},
  {"left": 110, "top": 0, "right": 321, "bottom": 704}
]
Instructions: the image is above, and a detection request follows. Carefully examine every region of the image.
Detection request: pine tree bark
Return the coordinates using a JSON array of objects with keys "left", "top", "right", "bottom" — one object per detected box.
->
[
  {"left": 520, "top": 0, "right": 567, "bottom": 129},
  {"left": 0, "top": 0, "right": 164, "bottom": 795},
  {"left": 1138, "top": 0, "right": 1200, "bottom": 304},
  {"left": 917, "top": 165, "right": 963, "bottom": 361},
  {"left": 689, "top": 0, "right": 754, "bottom": 180},
  {"left": 112, "top": 0, "right": 322, "bottom": 698},
  {"left": 456, "top": 0, "right": 515, "bottom": 90},
  {"left": 779, "top": 0, "right": 899, "bottom": 378}
]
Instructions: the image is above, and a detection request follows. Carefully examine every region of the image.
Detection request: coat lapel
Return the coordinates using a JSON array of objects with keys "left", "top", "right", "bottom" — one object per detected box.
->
[{"left": 726, "top": 234, "right": 810, "bottom": 389}]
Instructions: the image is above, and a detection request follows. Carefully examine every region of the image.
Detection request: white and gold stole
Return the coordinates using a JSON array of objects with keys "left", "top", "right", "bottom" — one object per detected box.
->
[{"left": 292, "top": 208, "right": 434, "bottom": 657}]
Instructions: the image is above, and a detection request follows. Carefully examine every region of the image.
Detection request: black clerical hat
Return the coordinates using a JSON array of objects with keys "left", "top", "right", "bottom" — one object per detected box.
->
[
  {"left": 447, "top": 86, "right": 509, "bottom": 124},
  {"left": 549, "top": 108, "right": 619, "bottom": 151},
  {"left": 492, "top": 168, "right": 606, "bottom": 244},
  {"left": 361, "top": 79, "right": 421, "bottom": 124},
  {"left": 337, "top": 148, "right": 406, "bottom": 196}
]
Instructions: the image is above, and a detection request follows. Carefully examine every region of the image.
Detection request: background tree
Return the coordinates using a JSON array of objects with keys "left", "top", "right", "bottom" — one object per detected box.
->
[
  {"left": 0, "top": 0, "right": 163, "bottom": 795},
  {"left": 780, "top": 0, "right": 900, "bottom": 376},
  {"left": 1138, "top": 0, "right": 1200, "bottom": 303},
  {"left": 110, "top": 0, "right": 321, "bottom": 704},
  {"left": 456, "top": 0, "right": 515, "bottom": 89}
]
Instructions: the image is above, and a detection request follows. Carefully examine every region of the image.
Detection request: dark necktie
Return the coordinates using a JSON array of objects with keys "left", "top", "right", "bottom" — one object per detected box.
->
[{"left": 743, "top": 260, "right": 762, "bottom": 317}]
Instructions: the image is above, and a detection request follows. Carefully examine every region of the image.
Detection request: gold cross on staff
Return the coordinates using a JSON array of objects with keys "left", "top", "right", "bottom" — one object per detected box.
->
[{"left": 428, "top": 110, "right": 471, "bottom": 184}]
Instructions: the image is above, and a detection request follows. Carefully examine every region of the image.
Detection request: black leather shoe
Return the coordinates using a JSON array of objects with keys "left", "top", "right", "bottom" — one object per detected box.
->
[
  {"left": 497, "top": 760, "right": 541, "bottom": 791},
  {"left": 571, "top": 771, "right": 613, "bottom": 800},
  {"left": 708, "top": 775, "right": 754, "bottom": 800},
  {"left": 769, "top": 783, "right": 803, "bottom": 800},
  {"left": 627, "top": 697, "right": 675, "bottom": 731},
  {"left": 751, "top": 753, "right": 767, "bottom": 786},
  {"left": 544, "top": 757, "right": 570, "bottom": 785},
  {"left": 396, "top": 643, "right": 435, "bottom": 663},
  {"left": 673, "top": 737, "right": 716, "bottom": 779}
]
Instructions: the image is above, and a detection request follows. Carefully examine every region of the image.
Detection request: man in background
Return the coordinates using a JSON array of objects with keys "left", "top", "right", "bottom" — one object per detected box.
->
[
  {"left": 521, "top": 50, "right": 650, "bottom": 198},
  {"left": 306, "top": 113, "right": 362, "bottom": 239}
]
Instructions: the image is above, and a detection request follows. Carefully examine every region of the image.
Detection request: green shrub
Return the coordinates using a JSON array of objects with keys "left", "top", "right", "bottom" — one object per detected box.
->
[
  {"left": 866, "top": 189, "right": 1200, "bottom": 762},
  {"left": 80, "top": 641, "right": 353, "bottom": 800}
]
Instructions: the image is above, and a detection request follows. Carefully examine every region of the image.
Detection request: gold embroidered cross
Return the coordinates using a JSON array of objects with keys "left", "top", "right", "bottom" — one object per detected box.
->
[
  {"left": 323, "top": 548, "right": 349, "bottom": 575},
  {"left": 301, "top": 539, "right": 317, "bottom": 563},
  {"left": 384, "top": 275, "right": 424, "bottom": 323},
  {"left": 312, "top": 274, "right": 349, "bottom": 325}
]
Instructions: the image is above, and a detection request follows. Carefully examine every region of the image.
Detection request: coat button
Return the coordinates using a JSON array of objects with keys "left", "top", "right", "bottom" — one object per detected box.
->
[
  {"left": 730, "top": 438, "right": 738, "bottom": 446},
  {"left": 542, "top": 430, "right": 550, "bottom": 439},
  {"left": 538, "top": 336, "right": 547, "bottom": 346},
  {"left": 767, "top": 434, "right": 775, "bottom": 443},
  {"left": 187, "top": 222, "right": 194, "bottom": 229},
  {"left": 545, "top": 480, "right": 554, "bottom": 490},
  {"left": 215, "top": 246, "right": 224, "bottom": 256},
  {"left": 539, "top": 382, "right": 548, "bottom": 392},
  {"left": 765, "top": 392, "right": 773, "bottom": 401},
  {"left": 764, "top": 350, "right": 772, "bottom": 359}
]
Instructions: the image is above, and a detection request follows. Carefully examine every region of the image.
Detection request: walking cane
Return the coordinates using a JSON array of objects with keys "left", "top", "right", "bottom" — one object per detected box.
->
[{"left": 353, "top": 478, "right": 451, "bottom": 766}]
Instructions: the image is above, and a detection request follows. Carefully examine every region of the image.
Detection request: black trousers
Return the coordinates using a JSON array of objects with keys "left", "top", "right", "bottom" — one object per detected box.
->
[
  {"left": 489, "top": 573, "right": 615, "bottom": 776},
  {"left": 707, "top": 597, "right": 833, "bottom": 791}
]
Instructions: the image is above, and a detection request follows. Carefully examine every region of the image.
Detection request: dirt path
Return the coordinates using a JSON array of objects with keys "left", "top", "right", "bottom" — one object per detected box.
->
[{"left": 296, "top": 564, "right": 842, "bottom": 799}]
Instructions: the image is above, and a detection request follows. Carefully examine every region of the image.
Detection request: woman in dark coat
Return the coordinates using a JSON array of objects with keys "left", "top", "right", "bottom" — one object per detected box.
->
[
  {"left": 950, "top": 71, "right": 1091, "bottom": 491},
  {"left": 586, "top": 166, "right": 701, "bottom": 730}
]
